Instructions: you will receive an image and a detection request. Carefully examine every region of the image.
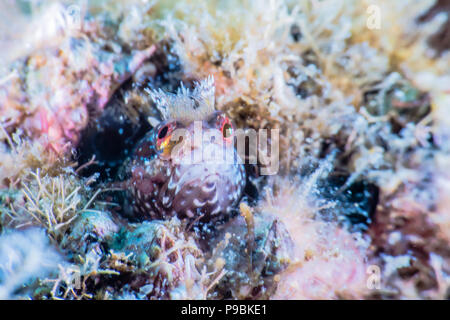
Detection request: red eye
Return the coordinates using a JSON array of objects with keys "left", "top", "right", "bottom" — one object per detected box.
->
[
  {"left": 158, "top": 125, "right": 169, "bottom": 139},
  {"left": 156, "top": 122, "right": 175, "bottom": 151},
  {"left": 218, "top": 116, "right": 234, "bottom": 142}
]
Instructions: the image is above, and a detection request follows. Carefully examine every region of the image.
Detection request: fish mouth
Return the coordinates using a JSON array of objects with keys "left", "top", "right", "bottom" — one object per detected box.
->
[
  {"left": 162, "top": 160, "right": 245, "bottom": 220},
  {"left": 170, "top": 163, "right": 226, "bottom": 192}
]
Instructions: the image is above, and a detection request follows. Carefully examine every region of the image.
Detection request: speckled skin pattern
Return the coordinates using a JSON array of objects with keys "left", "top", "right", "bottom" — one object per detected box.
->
[{"left": 127, "top": 111, "right": 246, "bottom": 223}]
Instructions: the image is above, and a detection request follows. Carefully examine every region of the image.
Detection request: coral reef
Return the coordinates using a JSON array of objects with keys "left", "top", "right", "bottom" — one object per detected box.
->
[{"left": 0, "top": 0, "right": 449, "bottom": 299}]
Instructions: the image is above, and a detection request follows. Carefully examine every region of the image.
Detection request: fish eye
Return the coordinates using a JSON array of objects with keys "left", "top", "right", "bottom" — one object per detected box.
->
[
  {"left": 218, "top": 116, "right": 233, "bottom": 141},
  {"left": 156, "top": 122, "right": 176, "bottom": 153},
  {"left": 222, "top": 122, "right": 233, "bottom": 138},
  {"left": 158, "top": 125, "right": 169, "bottom": 139}
]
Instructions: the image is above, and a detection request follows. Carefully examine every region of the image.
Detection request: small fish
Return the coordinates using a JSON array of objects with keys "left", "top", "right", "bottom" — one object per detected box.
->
[{"left": 124, "top": 76, "right": 246, "bottom": 224}]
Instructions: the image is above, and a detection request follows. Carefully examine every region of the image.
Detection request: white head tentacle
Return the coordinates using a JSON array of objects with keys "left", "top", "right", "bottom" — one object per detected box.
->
[{"left": 146, "top": 75, "right": 216, "bottom": 123}]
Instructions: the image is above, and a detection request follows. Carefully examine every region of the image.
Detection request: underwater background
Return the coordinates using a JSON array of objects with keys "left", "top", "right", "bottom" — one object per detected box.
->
[{"left": 0, "top": 0, "right": 449, "bottom": 299}]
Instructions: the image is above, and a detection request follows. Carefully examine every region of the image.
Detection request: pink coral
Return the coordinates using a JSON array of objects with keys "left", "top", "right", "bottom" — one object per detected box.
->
[{"left": 0, "top": 14, "right": 155, "bottom": 155}]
